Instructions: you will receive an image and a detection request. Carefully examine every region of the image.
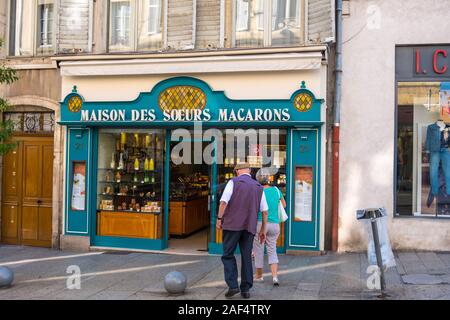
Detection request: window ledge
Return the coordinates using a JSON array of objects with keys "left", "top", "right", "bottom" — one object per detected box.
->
[{"left": 394, "top": 214, "right": 450, "bottom": 221}]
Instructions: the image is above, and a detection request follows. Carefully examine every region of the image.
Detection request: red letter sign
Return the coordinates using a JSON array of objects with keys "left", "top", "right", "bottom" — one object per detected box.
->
[{"left": 433, "top": 49, "right": 448, "bottom": 74}]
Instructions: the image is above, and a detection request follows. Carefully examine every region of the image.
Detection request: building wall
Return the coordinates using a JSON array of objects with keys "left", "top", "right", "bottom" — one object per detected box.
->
[
  {"left": 0, "top": 0, "right": 334, "bottom": 251},
  {"left": 340, "top": 0, "right": 450, "bottom": 251}
]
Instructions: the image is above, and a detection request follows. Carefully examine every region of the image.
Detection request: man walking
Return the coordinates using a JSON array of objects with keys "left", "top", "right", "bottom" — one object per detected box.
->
[{"left": 216, "top": 162, "right": 268, "bottom": 299}]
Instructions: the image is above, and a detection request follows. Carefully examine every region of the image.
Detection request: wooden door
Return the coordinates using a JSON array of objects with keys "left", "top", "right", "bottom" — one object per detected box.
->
[{"left": 1, "top": 136, "right": 53, "bottom": 247}]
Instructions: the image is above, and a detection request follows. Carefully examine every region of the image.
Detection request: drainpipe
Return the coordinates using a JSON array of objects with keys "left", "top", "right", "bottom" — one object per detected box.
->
[{"left": 331, "top": 0, "right": 343, "bottom": 252}]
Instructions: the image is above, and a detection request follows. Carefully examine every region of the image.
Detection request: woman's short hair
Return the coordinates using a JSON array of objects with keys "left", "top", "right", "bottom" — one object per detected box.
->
[{"left": 256, "top": 170, "right": 270, "bottom": 185}]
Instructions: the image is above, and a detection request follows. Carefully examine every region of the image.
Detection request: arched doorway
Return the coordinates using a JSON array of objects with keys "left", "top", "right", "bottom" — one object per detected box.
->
[{"left": 1, "top": 98, "right": 60, "bottom": 248}]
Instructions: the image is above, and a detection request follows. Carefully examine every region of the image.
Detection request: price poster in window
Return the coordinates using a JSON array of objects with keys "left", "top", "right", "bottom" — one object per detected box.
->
[
  {"left": 71, "top": 161, "right": 86, "bottom": 211},
  {"left": 294, "top": 166, "right": 313, "bottom": 222}
]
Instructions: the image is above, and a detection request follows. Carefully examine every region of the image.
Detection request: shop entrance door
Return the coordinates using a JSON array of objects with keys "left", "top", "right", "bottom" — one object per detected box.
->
[
  {"left": 1, "top": 136, "right": 53, "bottom": 247},
  {"left": 167, "top": 134, "right": 218, "bottom": 252},
  {"left": 288, "top": 128, "right": 320, "bottom": 250}
]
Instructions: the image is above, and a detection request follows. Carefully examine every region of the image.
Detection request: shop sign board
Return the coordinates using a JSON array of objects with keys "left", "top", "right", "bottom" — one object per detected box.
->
[
  {"left": 60, "top": 77, "right": 323, "bottom": 126},
  {"left": 396, "top": 45, "right": 450, "bottom": 81}
]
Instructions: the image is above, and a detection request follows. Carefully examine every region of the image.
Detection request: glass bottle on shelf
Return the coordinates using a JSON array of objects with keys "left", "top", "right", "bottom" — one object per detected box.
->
[
  {"left": 133, "top": 172, "right": 138, "bottom": 183},
  {"left": 105, "top": 170, "right": 112, "bottom": 182},
  {"left": 134, "top": 158, "right": 140, "bottom": 171},
  {"left": 110, "top": 152, "right": 116, "bottom": 169},
  {"left": 144, "top": 157, "right": 149, "bottom": 171},
  {"left": 115, "top": 171, "right": 121, "bottom": 183},
  {"left": 149, "top": 158, "right": 155, "bottom": 171},
  {"left": 118, "top": 153, "right": 124, "bottom": 170},
  {"left": 120, "top": 132, "right": 126, "bottom": 150}
]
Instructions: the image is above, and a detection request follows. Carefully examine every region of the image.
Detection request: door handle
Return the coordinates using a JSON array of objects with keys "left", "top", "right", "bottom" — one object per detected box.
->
[{"left": 37, "top": 199, "right": 43, "bottom": 205}]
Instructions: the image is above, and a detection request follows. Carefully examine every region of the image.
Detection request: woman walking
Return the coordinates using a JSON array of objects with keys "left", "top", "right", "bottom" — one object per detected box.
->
[{"left": 253, "top": 173, "right": 286, "bottom": 286}]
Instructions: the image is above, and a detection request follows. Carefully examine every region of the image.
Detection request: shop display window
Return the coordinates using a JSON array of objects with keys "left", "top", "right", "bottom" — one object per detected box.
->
[
  {"left": 215, "top": 128, "right": 287, "bottom": 245},
  {"left": 396, "top": 82, "right": 450, "bottom": 218},
  {"left": 96, "top": 129, "right": 165, "bottom": 239}
]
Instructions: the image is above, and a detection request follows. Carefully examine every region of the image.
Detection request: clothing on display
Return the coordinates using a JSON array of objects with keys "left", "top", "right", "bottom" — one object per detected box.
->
[
  {"left": 425, "top": 121, "right": 450, "bottom": 197},
  {"left": 426, "top": 165, "right": 450, "bottom": 215}
]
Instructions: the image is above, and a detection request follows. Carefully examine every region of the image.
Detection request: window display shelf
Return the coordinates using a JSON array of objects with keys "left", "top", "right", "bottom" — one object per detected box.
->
[
  {"left": 98, "top": 193, "right": 161, "bottom": 198},
  {"left": 97, "top": 209, "right": 161, "bottom": 214},
  {"left": 97, "top": 181, "right": 161, "bottom": 185},
  {"left": 98, "top": 168, "right": 159, "bottom": 173}
]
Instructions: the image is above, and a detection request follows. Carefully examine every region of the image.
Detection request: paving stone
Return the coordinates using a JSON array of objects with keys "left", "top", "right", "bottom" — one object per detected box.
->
[
  {"left": 417, "top": 252, "right": 448, "bottom": 274},
  {"left": 402, "top": 274, "right": 444, "bottom": 285},
  {"left": 397, "top": 252, "right": 428, "bottom": 274},
  {"left": 436, "top": 253, "right": 450, "bottom": 269},
  {"left": 87, "top": 290, "right": 136, "bottom": 300}
]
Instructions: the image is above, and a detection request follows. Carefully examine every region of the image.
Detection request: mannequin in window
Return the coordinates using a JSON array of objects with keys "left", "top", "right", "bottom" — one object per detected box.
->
[{"left": 425, "top": 119, "right": 450, "bottom": 207}]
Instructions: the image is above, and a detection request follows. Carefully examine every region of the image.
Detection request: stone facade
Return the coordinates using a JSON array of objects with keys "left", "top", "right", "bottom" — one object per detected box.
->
[{"left": 0, "top": 0, "right": 335, "bottom": 252}]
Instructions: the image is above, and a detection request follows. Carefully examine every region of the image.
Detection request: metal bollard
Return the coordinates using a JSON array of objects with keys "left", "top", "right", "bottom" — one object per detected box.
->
[
  {"left": 357, "top": 207, "right": 390, "bottom": 298},
  {"left": 368, "top": 210, "right": 386, "bottom": 295}
]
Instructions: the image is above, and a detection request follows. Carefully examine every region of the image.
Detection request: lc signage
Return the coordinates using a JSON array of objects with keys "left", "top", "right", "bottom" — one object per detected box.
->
[{"left": 396, "top": 45, "right": 450, "bottom": 80}]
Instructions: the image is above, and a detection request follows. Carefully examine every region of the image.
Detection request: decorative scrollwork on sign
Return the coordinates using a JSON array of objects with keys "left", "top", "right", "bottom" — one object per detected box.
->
[
  {"left": 294, "top": 93, "right": 313, "bottom": 112},
  {"left": 158, "top": 86, "right": 207, "bottom": 112}
]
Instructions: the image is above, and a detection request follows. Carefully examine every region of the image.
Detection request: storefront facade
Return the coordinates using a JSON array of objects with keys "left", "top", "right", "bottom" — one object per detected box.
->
[
  {"left": 57, "top": 52, "right": 328, "bottom": 254},
  {"left": 340, "top": 0, "right": 450, "bottom": 251}
]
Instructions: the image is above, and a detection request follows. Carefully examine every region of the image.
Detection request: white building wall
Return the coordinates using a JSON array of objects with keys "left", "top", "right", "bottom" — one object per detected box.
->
[{"left": 340, "top": 0, "right": 450, "bottom": 251}]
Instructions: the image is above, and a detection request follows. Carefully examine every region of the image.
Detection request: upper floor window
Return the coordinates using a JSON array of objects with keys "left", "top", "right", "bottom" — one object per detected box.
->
[
  {"left": 234, "top": 0, "right": 303, "bottom": 48},
  {"left": 9, "top": 0, "right": 56, "bottom": 56},
  {"left": 108, "top": 0, "right": 163, "bottom": 52}
]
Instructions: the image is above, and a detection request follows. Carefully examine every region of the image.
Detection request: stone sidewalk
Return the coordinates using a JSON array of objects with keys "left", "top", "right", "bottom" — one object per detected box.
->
[{"left": 1, "top": 245, "right": 450, "bottom": 300}]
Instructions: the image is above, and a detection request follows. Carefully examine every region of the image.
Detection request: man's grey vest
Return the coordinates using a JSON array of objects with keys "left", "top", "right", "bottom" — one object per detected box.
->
[{"left": 222, "top": 174, "right": 264, "bottom": 235}]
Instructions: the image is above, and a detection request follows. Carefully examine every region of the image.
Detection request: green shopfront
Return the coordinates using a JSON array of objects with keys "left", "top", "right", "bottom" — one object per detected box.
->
[{"left": 60, "top": 76, "right": 325, "bottom": 254}]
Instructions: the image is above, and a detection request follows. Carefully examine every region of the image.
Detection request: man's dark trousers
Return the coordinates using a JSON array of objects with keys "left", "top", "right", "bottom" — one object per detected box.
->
[{"left": 221, "top": 229, "right": 254, "bottom": 293}]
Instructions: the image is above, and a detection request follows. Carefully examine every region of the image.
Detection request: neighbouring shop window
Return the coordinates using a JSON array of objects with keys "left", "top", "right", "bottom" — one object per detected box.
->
[
  {"left": 396, "top": 82, "right": 450, "bottom": 218},
  {"left": 96, "top": 129, "right": 165, "bottom": 239},
  {"left": 234, "top": 0, "right": 303, "bottom": 48},
  {"left": 109, "top": 0, "right": 163, "bottom": 52},
  {"left": 9, "top": 0, "right": 56, "bottom": 56}
]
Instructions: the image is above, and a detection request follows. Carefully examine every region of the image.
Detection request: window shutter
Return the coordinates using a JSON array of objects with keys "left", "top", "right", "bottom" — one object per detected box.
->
[
  {"left": 58, "top": 0, "right": 91, "bottom": 53},
  {"left": 307, "top": 0, "right": 333, "bottom": 43},
  {"left": 195, "top": 0, "right": 221, "bottom": 49},
  {"left": 167, "top": 0, "right": 195, "bottom": 50}
]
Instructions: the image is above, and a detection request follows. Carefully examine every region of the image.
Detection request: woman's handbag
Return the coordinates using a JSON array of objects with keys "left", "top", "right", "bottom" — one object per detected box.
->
[{"left": 277, "top": 188, "right": 288, "bottom": 222}]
